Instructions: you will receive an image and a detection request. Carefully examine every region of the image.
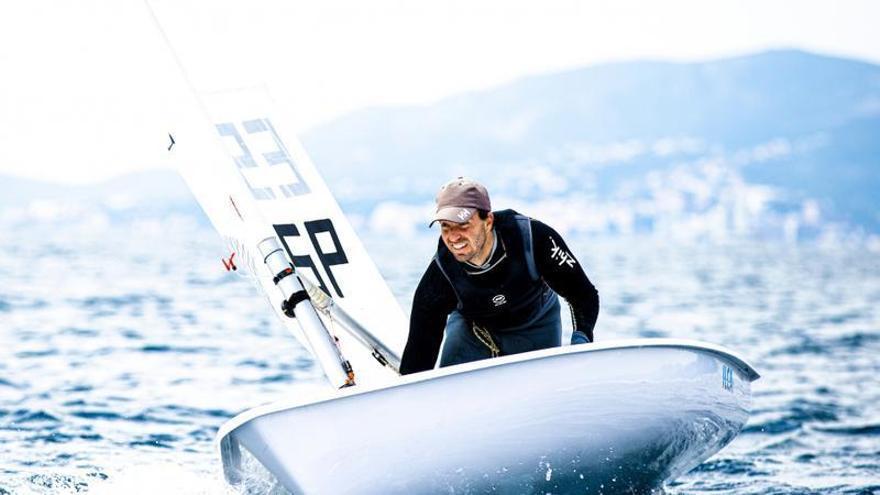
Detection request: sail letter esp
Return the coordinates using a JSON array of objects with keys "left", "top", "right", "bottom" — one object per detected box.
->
[
  {"left": 273, "top": 223, "right": 331, "bottom": 296},
  {"left": 304, "top": 219, "right": 348, "bottom": 297}
]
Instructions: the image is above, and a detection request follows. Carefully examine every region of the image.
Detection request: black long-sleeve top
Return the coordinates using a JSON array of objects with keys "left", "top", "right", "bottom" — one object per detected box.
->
[{"left": 400, "top": 219, "right": 599, "bottom": 374}]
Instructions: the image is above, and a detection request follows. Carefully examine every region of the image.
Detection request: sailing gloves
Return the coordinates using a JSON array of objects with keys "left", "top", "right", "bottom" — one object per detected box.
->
[{"left": 571, "top": 330, "right": 592, "bottom": 345}]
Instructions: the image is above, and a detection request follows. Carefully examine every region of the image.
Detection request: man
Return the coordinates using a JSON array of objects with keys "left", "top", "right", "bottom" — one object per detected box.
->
[{"left": 400, "top": 177, "right": 599, "bottom": 375}]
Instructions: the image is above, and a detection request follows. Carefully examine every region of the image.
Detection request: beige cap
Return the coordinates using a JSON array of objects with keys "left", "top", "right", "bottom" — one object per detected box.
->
[{"left": 430, "top": 177, "right": 491, "bottom": 226}]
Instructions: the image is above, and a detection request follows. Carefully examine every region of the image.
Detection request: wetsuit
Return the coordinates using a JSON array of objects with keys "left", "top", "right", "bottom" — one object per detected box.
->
[{"left": 400, "top": 210, "right": 599, "bottom": 375}]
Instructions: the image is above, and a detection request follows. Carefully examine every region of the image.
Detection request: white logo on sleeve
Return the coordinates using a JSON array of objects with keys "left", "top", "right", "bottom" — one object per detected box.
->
[
  {"left": 549, "top": 237, "right": 577, "bottom": 268},
  {"left": 492, "top": 294, "right": 507, "bottom": 307}
]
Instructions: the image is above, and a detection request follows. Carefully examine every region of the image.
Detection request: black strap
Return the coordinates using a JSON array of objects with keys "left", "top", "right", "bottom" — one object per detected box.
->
[
  {"left": 515, "top": 215, "right": 538, "bottom": 281},
  {"left": 273, "top": 266, "right": 294, "bottom": 285},
  {"left": 281, "top": 290, "right": 310, "bottom": 318}
]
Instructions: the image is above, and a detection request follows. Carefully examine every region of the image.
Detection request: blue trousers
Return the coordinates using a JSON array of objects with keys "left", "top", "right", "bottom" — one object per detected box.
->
[{"left": 439, "top": 289, "right": 562, "bottom": 367}]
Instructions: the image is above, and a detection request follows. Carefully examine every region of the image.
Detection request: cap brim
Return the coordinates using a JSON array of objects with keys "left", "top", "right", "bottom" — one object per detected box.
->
[{"left": 429, "top": 206, "right": 477, "bottom": 227}]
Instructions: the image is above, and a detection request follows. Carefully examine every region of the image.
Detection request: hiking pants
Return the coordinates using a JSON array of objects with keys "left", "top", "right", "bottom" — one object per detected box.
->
[{"left": 439, "top": 288, "right": 562, "bottom": 367}]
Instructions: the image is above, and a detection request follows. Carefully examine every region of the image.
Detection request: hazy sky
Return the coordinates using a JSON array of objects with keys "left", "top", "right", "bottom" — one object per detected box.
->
[{"left": 1, "top": 0, "right": 878, "bottom": 184}]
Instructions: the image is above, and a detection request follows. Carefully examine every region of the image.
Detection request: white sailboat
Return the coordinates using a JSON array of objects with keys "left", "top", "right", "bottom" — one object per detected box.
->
[
  {"left": 217, "top": 338, "right": 758, "bottom": 494},
  {"left": 146, "top": 5, "right": 760, "bottom": 493}
]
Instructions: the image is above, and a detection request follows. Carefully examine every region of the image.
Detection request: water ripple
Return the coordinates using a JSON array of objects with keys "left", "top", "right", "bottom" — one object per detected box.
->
[
  {"left": 0, "top": 378, "right": 20, "bottom": 389},
  {"left": 814, "top": 424, "right": 880, "bottom": 436},
  {"left": 11, "top": 410, "right": 61, "bottom": 425},
  {"left": 2, "top": 234, "right": 878, "bottom": 493},
  {"left": 27, "top": 474, "right": 88, "bottom": 493},
  {"left": 691, "top": 458, "right": 768, "bottom": 475},
  {"left": 69, "top": 410, "right": 123, "bottom": 421},
  {"left": 138, "top": 344, "right": 219, "bottom": 354},
  {"left": 15, "top": 349, "right": 59, "bottom": 359},
  {"left": 129, "top": 433, "right": 179, "bottom": 449}
]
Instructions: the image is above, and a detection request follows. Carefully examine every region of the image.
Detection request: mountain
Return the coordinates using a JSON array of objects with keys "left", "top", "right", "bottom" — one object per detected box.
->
[
  {"left": 2, "top": 50, "right": 878, "bottom": 242},
  {"left": 0, "top": 169, "right": 205, "bottom": 227},
  {"left": 300, "top": 49, "right": 880, "bottom": 235}
]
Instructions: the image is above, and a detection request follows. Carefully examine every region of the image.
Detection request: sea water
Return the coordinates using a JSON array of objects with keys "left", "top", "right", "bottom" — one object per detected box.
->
[{"left": 1, "top": 219, "right": 878, "bottom": 494}]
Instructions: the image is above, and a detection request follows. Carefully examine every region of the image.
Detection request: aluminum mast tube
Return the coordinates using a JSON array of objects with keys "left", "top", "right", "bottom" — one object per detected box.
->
[{"left": 258, "top": 237, "right": 354, "bottom": 388}]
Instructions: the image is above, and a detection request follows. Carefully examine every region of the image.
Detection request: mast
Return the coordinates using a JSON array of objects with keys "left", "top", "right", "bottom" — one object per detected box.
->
[{"left": 258, "top": 237, "right": 355, "bottom": 388}]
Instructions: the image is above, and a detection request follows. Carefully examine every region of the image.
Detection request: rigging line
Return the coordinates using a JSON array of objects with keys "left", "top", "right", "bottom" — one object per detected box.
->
[{"left": 472, "top": 324, "right": 500, "bottom": 358}]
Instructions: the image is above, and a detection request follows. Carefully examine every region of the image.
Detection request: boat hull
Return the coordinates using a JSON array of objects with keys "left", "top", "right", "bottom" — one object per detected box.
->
[{"left": 218, "top": 339, "right": 758, "bottom": 494}]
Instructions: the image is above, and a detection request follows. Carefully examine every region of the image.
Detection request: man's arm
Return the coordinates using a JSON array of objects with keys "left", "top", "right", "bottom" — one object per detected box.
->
[
  {"left": 400, "top": 262, "right": 458, "bottom": 374},
  {"left": 531, "top": 220, "right": 599, "bottom": 342}
]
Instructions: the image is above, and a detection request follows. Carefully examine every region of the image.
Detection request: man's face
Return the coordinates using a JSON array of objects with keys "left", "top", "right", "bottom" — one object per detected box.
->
[{"left": 439, "top": 213, "right": 493, "bottom": 263}]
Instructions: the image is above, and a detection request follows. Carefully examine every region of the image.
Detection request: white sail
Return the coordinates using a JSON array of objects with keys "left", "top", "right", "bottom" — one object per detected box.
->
[{"left": 147, "top": 3, "right": 406, "bottom": 387}]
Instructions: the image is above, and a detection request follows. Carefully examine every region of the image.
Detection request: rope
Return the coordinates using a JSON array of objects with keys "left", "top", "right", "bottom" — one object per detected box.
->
[{"left": 472, "top": 324, "right": 500, "bottom": 358}]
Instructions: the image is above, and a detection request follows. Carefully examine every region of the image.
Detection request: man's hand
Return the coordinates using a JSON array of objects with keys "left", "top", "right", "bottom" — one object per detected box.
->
[{"left": 571, "top": 330, "right": 592, "bottom": 345}]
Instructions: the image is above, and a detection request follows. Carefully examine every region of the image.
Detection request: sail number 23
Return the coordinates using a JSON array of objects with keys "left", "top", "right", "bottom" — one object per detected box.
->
[{"left": 273, "top": 219, "right": 349, "bottom": 298}]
